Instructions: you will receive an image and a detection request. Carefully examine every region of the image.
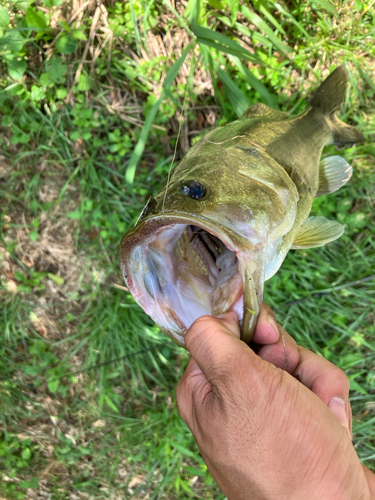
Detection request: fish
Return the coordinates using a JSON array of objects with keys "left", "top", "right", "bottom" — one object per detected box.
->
[{"left": 120, "top": 65, "right": 364, "bottom": 347}]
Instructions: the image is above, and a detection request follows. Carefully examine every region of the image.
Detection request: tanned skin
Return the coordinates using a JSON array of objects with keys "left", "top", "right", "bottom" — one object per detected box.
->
[{"left": 177, "top": 304, "right": 375, "bottom": 500}]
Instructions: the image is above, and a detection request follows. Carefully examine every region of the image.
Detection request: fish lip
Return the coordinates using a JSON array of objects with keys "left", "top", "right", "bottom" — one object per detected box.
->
[
  {"left": 120, "top": 212, "right": 260, "bottom": 345},
  {"left": 121, "top": 212, "right": 254, "bottom": 257}
]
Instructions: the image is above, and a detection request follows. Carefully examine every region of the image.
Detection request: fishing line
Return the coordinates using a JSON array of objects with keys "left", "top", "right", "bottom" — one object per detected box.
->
[
  {"left": 44, "top": 342, "right": 171, "bottom": 383},
  {"left": 280, "top": 274, "right": 375, "bottom": 308},
  {"left": 26, "top": 274, "right": 375, "bottom": 386}
]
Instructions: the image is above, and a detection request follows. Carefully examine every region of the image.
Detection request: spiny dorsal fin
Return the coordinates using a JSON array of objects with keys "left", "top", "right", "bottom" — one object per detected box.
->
[
  {"left": 317, "top": 156, "right": 353, "bottom": 197},
  {"left": 292, "top": 216, "right": 345, "bottom": 249},
  {"left": 241, "top": 103, "right": 289, "bottom": 121}
]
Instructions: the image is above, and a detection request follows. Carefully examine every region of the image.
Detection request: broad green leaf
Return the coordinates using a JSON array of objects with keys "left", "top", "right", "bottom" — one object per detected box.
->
[
  {"left": 23, "top": 365, "right": 42, "bottom": 375},
  {"left": 47, "top": 273, "right": 64, "bottom": 286},
  {"left": 40, "top": 72, "right": 53, "bottom": 86},
  {"left": 20, "top": 477, "right": 38, "bottom": 489},
  {"left": 21, "top": 447, "right": 31, "bottom": 460},
  {"left": 78, "top": 73, "right": 91, "bottom": 91},
  {"left": 56, "top": 34, "right": 78, "bottom": 54},
  {"left": 10, "top": 0, "right": 33, "bottom": 9},
  {"left": 48, "top": 378, "right": 60, "bottom": 393},
  {"left": 241, "top": 5, "right": 291, "bottom": 54},
  {"left": 25, "top": 7, "right": 47, "bottom": 31},
  {"left": 108, "top": 22, "right": 126, "bottom": 37},
  {"left": 56, "top": 87, "right": 68, "bottom": 99},
  {"left": 30, "top": 230, "right": 38, "bottom": 241},
  {"left": 59, "top": 20, "right": 71, "bottom": 32},
  {"left": 67, "top": 209, "right": 81, "bottom": 219},
  {"left": 8, "top": 59, "right": 27, "bottom": 79},
  {"left": 0, "top": 7, "right": 10, "bottom": 28},
  {"left": 310, "top": 0, "right": 338, "bottom": 16},
  {"left": 45, "top": 57, "right": 67, "bottom": 83},
  {"left": 126, "top": 92, "right": 165, "bottom": 184},
  {"left": 72, "top": 29, "right": 87, "bottom": 40},
  {"left": 31, "top": 85, "right": 45, "bottom": 100},
  {"left": 191, "top": 24, "right": 264, "bottom": 65},
  {"left": 0, "top": 30, "right": 25, "bottom": 52},
  {"left": 216, "top": 67, "right": 251, "bottom": 117},
  {"left": 208, "top": 0, "right": 223, "bottom": 7},
  {"left": 42, "top": 0, "right": 63, "bottom": 6}
]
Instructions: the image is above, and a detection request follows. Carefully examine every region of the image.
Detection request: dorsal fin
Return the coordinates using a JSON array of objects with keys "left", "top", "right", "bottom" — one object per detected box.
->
[{"left": 241, "top": 103, "right": 289, "bottom": 121}]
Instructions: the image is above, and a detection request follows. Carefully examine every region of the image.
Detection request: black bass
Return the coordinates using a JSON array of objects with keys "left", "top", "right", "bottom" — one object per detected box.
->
[{"left": 120, "top": 65, "right": 364, "bottom": 346}]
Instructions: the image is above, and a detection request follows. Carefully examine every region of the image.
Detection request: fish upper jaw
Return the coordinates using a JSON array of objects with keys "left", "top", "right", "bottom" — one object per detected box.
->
[{"left": 121, "top": 213, "right": 271, "bottom": 346}]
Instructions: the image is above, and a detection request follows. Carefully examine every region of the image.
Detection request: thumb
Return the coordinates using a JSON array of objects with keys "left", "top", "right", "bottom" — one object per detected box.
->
[{"left": 184, "top": 313, "right": 260, "bottom": 387}]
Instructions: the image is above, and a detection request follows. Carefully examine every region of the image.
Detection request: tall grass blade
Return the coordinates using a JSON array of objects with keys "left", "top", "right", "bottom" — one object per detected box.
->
[
  {"left": 240, "top": 5, "right": 292, "bottom": 54},
  {"left": 126, "top": 93, "right": 164, "bottom": 184},
  {"left": 227, "top": 0, "right": 239, "bottom": 26},
  {"left": 274, "top": 3, "right": 310, "bottom": 39},
  {"left": 216, "top": 67, "right": 251, "bottom": 117},
  {"left": 310, "top": 0, "right": 339, "bottom": 17},
  {"left": 163, "top": 42, "right": 195, "bottom": 90},
  {"left": 185, "top": 0, "right": 201, "bottom": 24},
  {"left": 191, "top": 24, "right": 265, "bottom": 65},
  {"left": 258, "top": 3, "right": 286, "bottom": 35},
  {"left": 229, "top": 55, "right": 279, "bottom": 108},
  {"left": 161, "top": 0, "right": 194, "bottom": 36},
  {"left": 126, "top": 43, "right": 193, "bottom": 184},
  {"left": 129, "top": 0, "right": 142, "bottom": 55},
  {"left": 353, "top": 62, "right": 375, "bottom": 92}
]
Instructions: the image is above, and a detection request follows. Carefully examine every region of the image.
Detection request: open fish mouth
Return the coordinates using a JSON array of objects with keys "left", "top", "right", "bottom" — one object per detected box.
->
[{"left": 121, "top": 216, "right": 262, "bottom": 346}]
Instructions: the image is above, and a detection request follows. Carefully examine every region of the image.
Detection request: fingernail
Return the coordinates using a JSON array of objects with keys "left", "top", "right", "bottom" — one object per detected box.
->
[
  {"left": 328, "top": 397, "right": 349, "bottom": 430},
  {"left": 346, "top": 402, "right": 353, "bottom": 440}
]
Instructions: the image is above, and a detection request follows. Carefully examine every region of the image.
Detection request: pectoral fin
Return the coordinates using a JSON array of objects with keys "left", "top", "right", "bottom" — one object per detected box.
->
[
  {"left": 317, "top": 156, "right": 353, "bottom": 196},
  {"left": 292, "top": 216, "right": 345, "bottom": 249}
]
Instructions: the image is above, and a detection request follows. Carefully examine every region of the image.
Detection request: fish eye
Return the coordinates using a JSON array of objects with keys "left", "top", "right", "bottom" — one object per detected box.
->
[{"left": 181, "top": 181, "right": 206, "bottom": 200}]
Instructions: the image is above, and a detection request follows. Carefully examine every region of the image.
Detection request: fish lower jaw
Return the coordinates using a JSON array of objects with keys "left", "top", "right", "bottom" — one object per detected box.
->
[{"left": 123, "top": 219, "right": 260, "bottom": 347}]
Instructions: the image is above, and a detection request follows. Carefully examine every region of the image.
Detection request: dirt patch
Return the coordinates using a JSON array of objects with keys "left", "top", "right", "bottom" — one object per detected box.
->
[{"left": 0, "top": 146, "right": 91, "bottom": 340}]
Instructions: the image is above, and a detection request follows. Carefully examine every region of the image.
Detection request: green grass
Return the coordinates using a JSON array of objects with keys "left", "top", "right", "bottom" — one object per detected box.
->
[{"left": 0, "top": 0, "right": 375, "bottom": 498}]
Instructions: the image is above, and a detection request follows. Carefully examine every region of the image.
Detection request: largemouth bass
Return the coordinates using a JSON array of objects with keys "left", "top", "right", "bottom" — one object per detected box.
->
[{"left": 120, "top": 65, "right": 364, "bottom": 346}]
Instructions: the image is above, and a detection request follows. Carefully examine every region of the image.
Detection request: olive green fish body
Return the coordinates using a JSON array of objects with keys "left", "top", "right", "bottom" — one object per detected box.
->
[{"left": 121, "top": 66, "right": 364, "bottom": 346}]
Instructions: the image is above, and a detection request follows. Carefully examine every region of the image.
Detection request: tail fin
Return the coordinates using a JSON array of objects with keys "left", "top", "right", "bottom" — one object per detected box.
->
[{"left": 309, "top": 65, "right": 365, "bottom": 146}]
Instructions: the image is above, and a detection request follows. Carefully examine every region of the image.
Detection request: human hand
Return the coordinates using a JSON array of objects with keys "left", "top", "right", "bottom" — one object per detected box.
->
[{"left": 177, "top": 304, "right": 375, "bottom": 500}]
